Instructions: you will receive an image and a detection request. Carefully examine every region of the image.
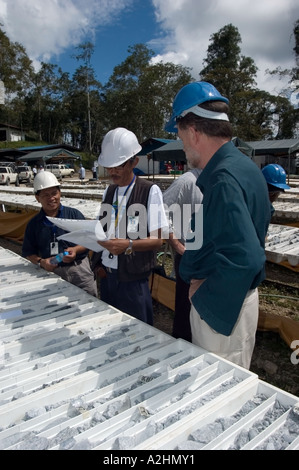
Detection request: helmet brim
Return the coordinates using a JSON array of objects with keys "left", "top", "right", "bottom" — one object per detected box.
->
[
  {"left": 165, "top": 116, "right": 178, "bottom": 133},
  {"left": 271, "top": 182, "right": 291, "bottom": 190}
]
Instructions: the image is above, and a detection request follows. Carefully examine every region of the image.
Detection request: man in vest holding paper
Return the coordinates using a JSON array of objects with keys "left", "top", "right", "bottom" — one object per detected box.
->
[{"left": 94, "top": 127, "right": 168, "bottom": 325}]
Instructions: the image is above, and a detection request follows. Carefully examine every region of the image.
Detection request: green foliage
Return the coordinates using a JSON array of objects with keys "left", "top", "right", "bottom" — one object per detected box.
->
[
  {"left": 0, "top": 140, "right": 46, "bottom": 149},
  {"left": 103, "top": 44, "right": 192, "bottom": 141},
  {"left": 0, "top": 21, "right": 297, "bottom": 148},
  {"left": 200, "top": 23, "right": 298, "bottom": 140}
]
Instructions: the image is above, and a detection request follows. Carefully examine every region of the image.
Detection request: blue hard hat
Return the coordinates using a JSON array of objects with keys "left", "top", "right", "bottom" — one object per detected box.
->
[
  {"left": 262, "top": 164, "right": 290, "bottom": 190},
  {"left": 165, "top": 81, "right": 229, "bottom": 133}
]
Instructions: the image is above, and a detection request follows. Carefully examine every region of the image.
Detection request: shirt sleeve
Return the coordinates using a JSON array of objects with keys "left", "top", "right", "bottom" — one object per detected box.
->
[
  {"left": 22, "top": 219, "right": 38, "bottom": 257},
  {"left": 147, "top": 185, "right": 169, "bottom": 235},
  {"left": 163, "top": 177, "right": 186, "bottom": 207}
]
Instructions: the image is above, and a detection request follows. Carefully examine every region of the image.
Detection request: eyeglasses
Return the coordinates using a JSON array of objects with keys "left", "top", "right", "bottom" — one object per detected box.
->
[{"left": 104, "top": 158, "right": 134, "bottom": 171}]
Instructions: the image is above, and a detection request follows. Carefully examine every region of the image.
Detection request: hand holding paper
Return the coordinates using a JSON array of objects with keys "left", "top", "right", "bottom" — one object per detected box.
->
[{"left": 46, "top": 217, "right": 107, "bottom": 252}]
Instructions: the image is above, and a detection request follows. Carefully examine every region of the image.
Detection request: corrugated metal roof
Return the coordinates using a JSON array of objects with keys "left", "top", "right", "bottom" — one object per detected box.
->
[
  {"left": 139, "top": 138, "right": 174, "bottom": 156},
  {"left": 247, "top": 139, "right": 299, "bottom": 155},
  {"left": 18, "top": 148, "right": 80, "bottom": 162},
  {"left": 153, "top": 138, "right": 299, "bottom": 161},
  {"left": 152, "top": 140, "right": 185, "bottom": 161},
  {"left": 18, "top": 144, "right": 79, "bottom": 152}
]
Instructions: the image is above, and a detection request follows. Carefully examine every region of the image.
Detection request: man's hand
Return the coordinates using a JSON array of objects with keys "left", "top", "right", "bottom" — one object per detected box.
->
[
  {"left": 62, "top": 248, "right": 76, "bottom": 263},
  {"left": 98, "top": 238, "right": 129, "bottom": 255}
]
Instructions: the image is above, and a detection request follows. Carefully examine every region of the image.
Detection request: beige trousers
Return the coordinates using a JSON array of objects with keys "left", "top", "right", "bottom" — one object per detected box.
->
[
  {"left": 190, "top": 288, "right": 259, "bottom": 370},
  {"left": 54, "top": 256, "right": 97, "bottom": 297}
]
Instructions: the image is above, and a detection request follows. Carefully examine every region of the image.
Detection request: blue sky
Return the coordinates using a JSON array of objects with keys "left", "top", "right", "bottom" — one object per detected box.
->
[
  {"left": 53, "top": 0, "right": 161, "bottom": 85},
  {"left": 0, "top": 0, "right": 298, "bottom": 102}
]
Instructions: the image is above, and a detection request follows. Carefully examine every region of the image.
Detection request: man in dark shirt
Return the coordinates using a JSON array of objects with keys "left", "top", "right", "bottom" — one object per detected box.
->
[
  {"left": 165, "top": 81, "right": 272, "bottom": 369},
  {"left": 22, "top": 171, "right": 97, "bottom": 297}
]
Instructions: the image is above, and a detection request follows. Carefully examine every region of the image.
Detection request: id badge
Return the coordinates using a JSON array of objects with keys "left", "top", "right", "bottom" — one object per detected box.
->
[
  {"left": 50, "top": 241, "right": 59, "bottom": 255},
  {"left": 127, "top": 216, "right": 139, "bottom": 233}
]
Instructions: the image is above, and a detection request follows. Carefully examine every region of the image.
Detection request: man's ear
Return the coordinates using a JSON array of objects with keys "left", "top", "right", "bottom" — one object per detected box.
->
[
  {"left": 133, "top": 157, "right": 139, "bottom": 167},
  {"left": 187, "top": 126, "right": 198, "bottom": 145},
  {"left": 189, "top": 126, "right": 201, "bottom": 145}
]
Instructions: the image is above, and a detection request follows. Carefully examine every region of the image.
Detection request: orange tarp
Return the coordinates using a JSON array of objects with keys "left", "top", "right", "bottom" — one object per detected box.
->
[{"left": 0, "top": 210, "right": 36, "bottom": 242}]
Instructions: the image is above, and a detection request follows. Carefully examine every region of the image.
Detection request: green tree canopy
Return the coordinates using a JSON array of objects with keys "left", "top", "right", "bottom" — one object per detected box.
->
[
  {"left": 200, "top": 23, "right": 297, "bottom": 140},
  {"left": 103, "top": 44, "right": 192, "bottom": 141}
]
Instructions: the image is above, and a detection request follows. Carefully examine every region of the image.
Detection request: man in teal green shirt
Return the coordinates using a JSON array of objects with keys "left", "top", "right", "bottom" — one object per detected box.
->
[{"left": 165, "top": 81, "right": 272, "bottom": 369}]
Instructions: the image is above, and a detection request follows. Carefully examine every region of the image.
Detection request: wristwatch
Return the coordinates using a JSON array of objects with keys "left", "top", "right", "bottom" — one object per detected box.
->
[{"left": 125, "top": 239, "right": 133, "bottom": 255}]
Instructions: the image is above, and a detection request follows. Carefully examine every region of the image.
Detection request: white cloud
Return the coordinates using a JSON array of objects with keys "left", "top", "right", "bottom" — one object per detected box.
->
[
  {"left": 0, "top": 0, "right": 133, "bottom": 61},
  {"left": 0, "top": 0, "right": 298, "bottom": 96},
  {"left": 152, "top": 0, "right": 298, "bottom": 94}
]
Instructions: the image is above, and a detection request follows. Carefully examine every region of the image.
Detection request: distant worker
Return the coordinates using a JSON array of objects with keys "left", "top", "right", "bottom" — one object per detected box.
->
[
  {"left": 92, "top": 164, "right": 98, "bottom": 180},
  {"left": 165, "top": 162, "right": 173, "bottom": 174},
  {"left": 22, "top": 171, "right": 97, "bottom": 297},
  {"left": 262, "top": 164, "right": 290, "bottom": 212},
  {"left": 79, "top": 163, "right": 85, "bottom": 183}
]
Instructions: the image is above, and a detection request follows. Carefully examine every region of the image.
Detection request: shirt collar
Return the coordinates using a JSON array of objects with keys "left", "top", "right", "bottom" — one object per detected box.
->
[
  {"left": 197, "top": 141, "right": 232, "bottom": 193},
  {"left": 40, "top": 204, "right": 64, "bottom": 221}
]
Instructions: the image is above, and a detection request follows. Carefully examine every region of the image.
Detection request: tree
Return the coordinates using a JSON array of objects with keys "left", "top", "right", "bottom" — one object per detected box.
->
[
  {"left": 267, "top": 19, "right": 299, "bottom": 86},
  {"left": 70, "top": 42, "right": 103, "bottom": 156},
  {"left": 265, "top": 19, "right": 298, "bottom": 137},
  {"left": 0, "top": 27, "right": 34, "bottom": 96},
  {"left": 0, "top": 26, "right": 35, "bottom": 126},
  {"left": 200, "top": 24, "right": 257, "bottom": 97},
  {"left": 103, "top": 44, "right": 192, "bottom": 141},
  {"left": 199, "top": 23, "right": 297, "bottom": 140}
]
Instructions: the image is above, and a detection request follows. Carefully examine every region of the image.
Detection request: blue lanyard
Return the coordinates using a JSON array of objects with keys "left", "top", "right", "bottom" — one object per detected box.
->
[
  {"left": 42, "top": 205, "right": 64, "bottom": 234},
  {"left": 112, "top": 175, "right": 135, "bottom": 227}
]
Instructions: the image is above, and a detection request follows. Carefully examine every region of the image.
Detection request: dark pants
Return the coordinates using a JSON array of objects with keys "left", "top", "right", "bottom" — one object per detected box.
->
[
  {"left": 100, "top": 270, "right": 153, "bottom": 325},
  {"left": 172, "top": 253, "right": 192, "bottom": 342}
]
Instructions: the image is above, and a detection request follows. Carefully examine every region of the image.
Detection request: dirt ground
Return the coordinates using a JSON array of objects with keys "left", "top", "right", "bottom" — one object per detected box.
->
[{"left": 1, "top": 236, "right": 298, "bottom": 397}]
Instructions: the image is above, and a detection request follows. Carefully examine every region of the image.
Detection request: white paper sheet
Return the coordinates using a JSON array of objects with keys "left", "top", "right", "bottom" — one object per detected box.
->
[
  {"left": 47, "top": 217, "right": 107, "bottom": 252},
  {"left": 57, "top": 230, "right": 104, "bottom": 252},
  {"left": 46, "top": 217, "right": 104, "bottom": 234}
]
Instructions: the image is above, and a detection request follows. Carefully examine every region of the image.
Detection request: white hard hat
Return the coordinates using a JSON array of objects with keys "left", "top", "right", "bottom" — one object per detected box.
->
[
  {"left": 98, "top": 127, "right": 142, "bottom": 168},
  {"left": 34, "top": 171, "right": 60, "bottom": 193}
]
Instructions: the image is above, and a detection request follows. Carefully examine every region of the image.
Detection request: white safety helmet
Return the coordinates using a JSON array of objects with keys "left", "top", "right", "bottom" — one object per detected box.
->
[
  {"left": 34, "top": 171, "right": 60, "bottom": 193},
  {"left": 98, "top": 127, "right": 142, "bottom": 168}
]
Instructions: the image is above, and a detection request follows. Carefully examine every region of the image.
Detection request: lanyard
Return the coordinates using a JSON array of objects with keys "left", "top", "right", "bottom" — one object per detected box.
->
[
  {"left": 113, "top": 175, "right": 136, "bottom": 228},
  {"left": 42, "top": 205, "right": 64, "bottom": 239}
]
